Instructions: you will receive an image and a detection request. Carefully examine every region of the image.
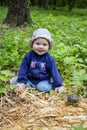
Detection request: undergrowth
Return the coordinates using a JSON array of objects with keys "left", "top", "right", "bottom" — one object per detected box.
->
[{"left": 0, "top": 6, "right": 87, "bottom": 96}]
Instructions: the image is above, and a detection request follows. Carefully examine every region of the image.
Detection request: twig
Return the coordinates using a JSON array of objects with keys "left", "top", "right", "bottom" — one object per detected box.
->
[
  {"left": 0, "top": 94, "right": 3, "bottom": 108},
  {"left": 1, "top": 113, "right": 13, "bottom": 126},
  {"left": 61, "top": 115, "right": 87, "bottom": 121},
  {"left": 40, "top": 119, "right": 49, "bottom": 126},
  {"left": 5, "top": 96, "right": 15, "bottom": 106}
]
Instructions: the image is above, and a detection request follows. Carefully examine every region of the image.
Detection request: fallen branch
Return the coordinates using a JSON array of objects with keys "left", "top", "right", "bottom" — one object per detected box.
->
[
  {"left": 62, "top": 115, "right": 87, "bottom": 121},
  {"left": 5, "top": 96, "right": 15, "bottom": 106}
]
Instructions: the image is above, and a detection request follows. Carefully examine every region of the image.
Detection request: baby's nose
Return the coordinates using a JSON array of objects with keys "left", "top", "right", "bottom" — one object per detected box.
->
[{"left": 39, "top": 44, "right": 43, "bottom": 48}]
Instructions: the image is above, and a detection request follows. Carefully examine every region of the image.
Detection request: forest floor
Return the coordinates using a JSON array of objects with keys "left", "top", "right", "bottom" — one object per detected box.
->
[{"left": 0, "top": 88, "right": 87, "bottom": 130}]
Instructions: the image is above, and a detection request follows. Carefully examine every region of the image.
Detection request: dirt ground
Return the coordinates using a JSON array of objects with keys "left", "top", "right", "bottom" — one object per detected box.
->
[{"left": 0, "top": 88, "right": 87, "bottom": 130}]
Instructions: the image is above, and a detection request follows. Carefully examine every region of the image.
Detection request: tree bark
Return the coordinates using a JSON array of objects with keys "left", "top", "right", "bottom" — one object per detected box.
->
[
  {"left": 3, "top": 0, "right": 32, "bottom": 26},
  {"left": 53, "top": 0, "right": 57, "bottom": 10},
  {"left": 38, "top": 0, "right": 43, "bottom": 7},
  {"left": 61, "top": 0, "right": 66, "bottom": 7},
  {"left": 68, "top": 0, "right": 76, "bottom": 11},
  {"left": 44, "top": 0, "right": 49, "bottom": 9},
  {"left": 0, "top": 0, "right": 7, "bottom": 5},
  {"left": 30, "top": 0, "right": 35, "bottom": 6}
]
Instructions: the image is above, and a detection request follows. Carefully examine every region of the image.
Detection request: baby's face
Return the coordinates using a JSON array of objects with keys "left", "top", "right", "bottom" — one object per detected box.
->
[{"left": 32, "top": 38, "right": 49, "bottom": 55}]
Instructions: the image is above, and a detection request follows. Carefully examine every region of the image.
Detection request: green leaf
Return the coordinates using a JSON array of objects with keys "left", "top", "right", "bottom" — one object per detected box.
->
[
  {"left": 0, "top": 70, "right": 15, "bottom": 77},
  {"left": 0, "top": 86, "right": 7, "bottom": 94},
  {"left": 0, "top": 75, "right": 8, "bottom": 82}
]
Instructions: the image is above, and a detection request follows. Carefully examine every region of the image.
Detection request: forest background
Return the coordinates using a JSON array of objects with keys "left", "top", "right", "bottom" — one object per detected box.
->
[{"left": 0, "top": 0, "right": 87, "bottom": 97}]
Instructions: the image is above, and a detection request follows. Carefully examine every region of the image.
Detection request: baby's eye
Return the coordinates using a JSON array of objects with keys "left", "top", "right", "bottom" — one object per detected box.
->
[
  {"left": 43, "top": 43, "right": 47, "bottom": 46},
  {"left": 36, "top": 42, "right": 40, "bottom": 45}
]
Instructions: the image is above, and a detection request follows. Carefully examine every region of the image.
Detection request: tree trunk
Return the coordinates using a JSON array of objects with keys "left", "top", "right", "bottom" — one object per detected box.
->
[
  {"left": 44, "top": 0, "right": 49, "bottom": 9},
  {"left": 38, "top": 0, "right": 43, "bottom": 7},
  {"left": 30, "top": 0, "right": 36, "bottom": 6},
  {"left": 3, "top": 0, "right": 32, "bottom": 26},
  {"left": 0, "top": 0, "right": 5, "bottom": 5},
  {"left": 61, "top": 0, "right": 66, "bottom": 7},
  {"left": 53, "top": 0, "right": 57, "bottom": 10},
  {"left": 68, "top": 0, "right": 76, "bottom": 11}
]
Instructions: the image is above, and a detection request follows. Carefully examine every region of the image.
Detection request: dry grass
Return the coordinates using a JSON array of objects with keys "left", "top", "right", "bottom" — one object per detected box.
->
[{"left": 0, "top": 88, "right": 87, "bottom": 130}]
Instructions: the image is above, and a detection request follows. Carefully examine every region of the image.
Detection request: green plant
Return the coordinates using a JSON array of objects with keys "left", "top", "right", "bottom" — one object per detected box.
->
[
  {"left": 0, "top": 70, "right": 15, "bottom": 94},
  {"left": 70, "top": 124, "right": 86, "bottom": 130},
  {"left": 73, "top": 69, "right": 87, "bottom": 97}
]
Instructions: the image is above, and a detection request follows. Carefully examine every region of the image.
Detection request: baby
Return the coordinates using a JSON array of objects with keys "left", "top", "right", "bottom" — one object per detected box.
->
[{"left": 10, "top": 28, "right": 66, "bottom": 93}]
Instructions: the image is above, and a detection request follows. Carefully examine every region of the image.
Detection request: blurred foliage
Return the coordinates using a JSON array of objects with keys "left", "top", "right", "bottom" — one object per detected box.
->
[{"left": 0, "top": 0, "right": 87, "bottom": 8}]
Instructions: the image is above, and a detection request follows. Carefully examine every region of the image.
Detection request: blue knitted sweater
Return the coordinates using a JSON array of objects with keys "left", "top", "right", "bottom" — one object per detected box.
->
[{"left": 18, "top": 50, "right": 62, "bottom": 88}]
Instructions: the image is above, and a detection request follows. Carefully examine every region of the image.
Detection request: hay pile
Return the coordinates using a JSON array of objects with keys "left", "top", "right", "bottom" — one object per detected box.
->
[{"left": 0, "top": 88, "right": 87, "bottom": 130}]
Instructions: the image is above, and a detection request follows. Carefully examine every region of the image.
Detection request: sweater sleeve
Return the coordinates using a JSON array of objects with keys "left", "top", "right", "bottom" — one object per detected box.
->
[
  {"left": 49, "top": 58, "right": 63, "bottom": 87},
  {"left": 18, "top": 53, "right": 30, "bottom": 84}
]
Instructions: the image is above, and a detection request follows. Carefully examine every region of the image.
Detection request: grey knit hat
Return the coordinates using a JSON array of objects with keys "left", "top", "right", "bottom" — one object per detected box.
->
[{"left": 29, "top": 28, "right": 53, "bottom": 49}]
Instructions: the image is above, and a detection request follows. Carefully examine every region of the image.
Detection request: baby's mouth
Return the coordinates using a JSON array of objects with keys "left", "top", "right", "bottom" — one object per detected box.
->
[{"left": 38, "top": 50, "right": 44, "bottom": 53}]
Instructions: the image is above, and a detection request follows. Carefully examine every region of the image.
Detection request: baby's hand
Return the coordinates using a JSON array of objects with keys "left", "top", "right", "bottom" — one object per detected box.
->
[
  {"left": 55, "top": 86, "right": 66, "bottom": 93},
  {"left": 16, "top": 83, "right": 25, "bottom": 90}
]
